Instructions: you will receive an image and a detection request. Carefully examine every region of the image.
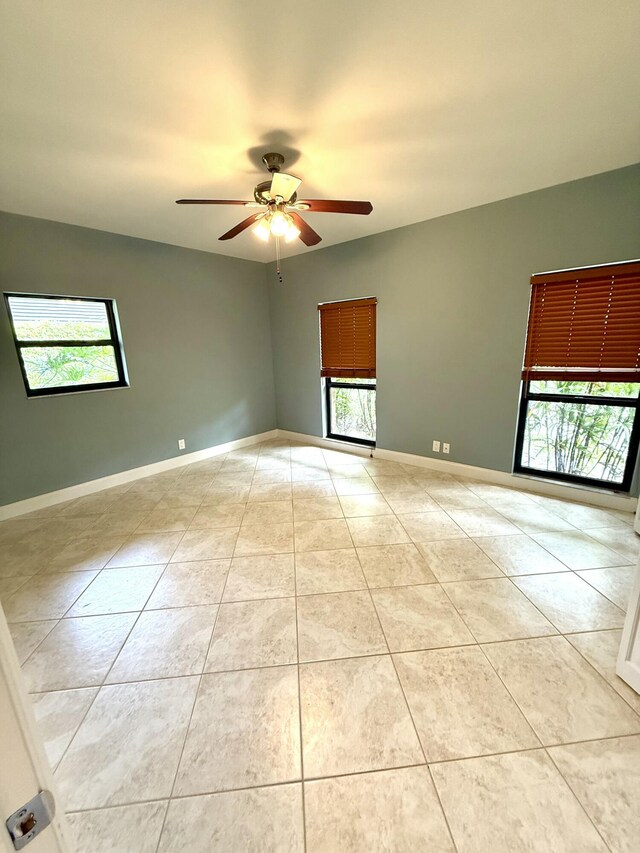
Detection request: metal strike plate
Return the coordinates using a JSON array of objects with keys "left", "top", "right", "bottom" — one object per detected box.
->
[{"left": 6, "top": 790, "right": 55, "bottom": 850}]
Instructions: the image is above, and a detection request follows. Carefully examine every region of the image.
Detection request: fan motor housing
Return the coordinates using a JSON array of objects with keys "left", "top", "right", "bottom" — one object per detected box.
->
[{"left": 254, "top": 179, "right": 297, "bottom": 206}]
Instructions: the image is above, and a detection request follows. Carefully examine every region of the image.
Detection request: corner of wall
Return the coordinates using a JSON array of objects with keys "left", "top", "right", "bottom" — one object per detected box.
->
[{"left": 263, "top": 261, "right": 281, "bottom": 429}]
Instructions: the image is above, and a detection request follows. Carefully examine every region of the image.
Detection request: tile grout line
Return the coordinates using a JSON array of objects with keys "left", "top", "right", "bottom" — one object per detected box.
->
[
  {"left": 25, "top": 628, "right": 640, "bottom": 717},
  {"left": 5, "top": 557, "right": 110, "bottom": 668},
  {"left": 349, "top": 522, "right": 461, "bottom": 852},
  {"left": 61, "top": 760, "right": 427, "bottom": 815},
  {"left": 426, "top": 730, "right": 640, "bottom": 764},
  {"left": 436, "top": 566, "right": 640, "bottom": 749},
  {"left": 151, "top": 459, "right": 246, "bottom": 853},
  {"left": 440, "top": 565, "right": 563, "bottom": 640},
  {"left": 140, "top": 457, "right": 236, "bottom": 852},
  {"left": 144, "top": 476, "right": 231, "bottom": 851},
  {"left": 572, "top": 566, "right": 631, "bottom": 610},
  {"left": 51, "top": 532, "right": 188, "bottom": 779},
  {"left": 500, "top": 567, "right": 625, "bottom": 634},
  {"left": 484, "top": 629, "right": 640, "bottom": 743},
  {"left": 423, "top": 502, "right": 630, "bottom": 635},
  {"left": 441, "top": 524, "right": 635, "bottom": 755},
  {"left": 98, "top": 536, "right": 187, "bottom": 684},
  {"left": 435, "top": 583, "right": 546, "bottom": 753},
  {"left": 388, "top": 495, "right": 593, "bottom": 658},
  {"left": 563, "top": 635, "right": 640, "bottom": 721},
  {"left": 17, "top": 618, "right": 60, "bottom": 669},
  {"left": 61, "top": 729, "right": 640, "bottom": 816},
  {"left": 542, "top": 745, "right": 616, "bottom": 852},
  {"left": 521, "top": 524, "right": 630, "bottom": 571},
  {"left": 291, "top": 502, "right": 308, "bottom": 853}
]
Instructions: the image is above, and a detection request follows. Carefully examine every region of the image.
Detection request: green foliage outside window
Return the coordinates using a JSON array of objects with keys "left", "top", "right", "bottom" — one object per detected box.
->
[
  {"left": 522, "top": 381, "right": 638, "bottom": 483},
  {"left": 17, "top": 319, "right": 119, "bottom": 389},
  {"left": 331, "top": 384, "right": 376, "bottom": 441}
]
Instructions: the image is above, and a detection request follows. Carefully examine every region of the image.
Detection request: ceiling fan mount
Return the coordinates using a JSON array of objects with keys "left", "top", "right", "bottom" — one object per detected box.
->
[{"left": 261, "top": 152, "right": 286, "bottom": 173}]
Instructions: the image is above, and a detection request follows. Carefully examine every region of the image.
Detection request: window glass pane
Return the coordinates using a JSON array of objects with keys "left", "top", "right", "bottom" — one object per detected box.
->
[
  {"left": 329, "top": 386, "right": 376, "bottom": 442},
  {"left": 21, "top": 345, "right": 120, "bottom": 390},
  {"left": 529, "top": 380, "right": 640, "bottom": 398},
  {"left": 8, "top": 296, "right": 110, "bottom": 341},
  {"left": 520, "top": 399, "right": 636, "bottom": 484}
]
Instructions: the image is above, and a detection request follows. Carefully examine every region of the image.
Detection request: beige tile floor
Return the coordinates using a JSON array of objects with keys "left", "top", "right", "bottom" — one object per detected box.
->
[{"left": 1, "top": 438, "right": 639, "bottom": 852}]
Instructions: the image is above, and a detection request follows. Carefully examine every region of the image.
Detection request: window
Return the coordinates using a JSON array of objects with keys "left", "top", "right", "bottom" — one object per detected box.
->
[
  {"left": 4, "top": 293, "right": 128, "bottom": 397},
  {"left": 319, "top": 297, "right": 377, "bottom": 447},
  {"left": 515, "top": 262, "right": 640, "bottom": 491},
  {"left": 326, "top": 377, "right": 377, "bottom": 445}
]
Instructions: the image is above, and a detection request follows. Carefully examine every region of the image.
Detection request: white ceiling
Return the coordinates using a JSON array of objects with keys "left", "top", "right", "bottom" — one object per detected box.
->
[{"left": 1, "top": 1, "right": 639, "bottom": 263}]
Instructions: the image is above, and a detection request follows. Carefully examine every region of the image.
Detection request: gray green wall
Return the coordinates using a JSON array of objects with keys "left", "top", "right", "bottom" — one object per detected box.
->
[
  {"left": 0, "top": 212, "right": 276, "bottom": 505},
  {"left": 268, "top": 165, "right": 640, "bottom": 483},
  {"left": 2, "top": 165, "right": 638, "bottom": 506}
]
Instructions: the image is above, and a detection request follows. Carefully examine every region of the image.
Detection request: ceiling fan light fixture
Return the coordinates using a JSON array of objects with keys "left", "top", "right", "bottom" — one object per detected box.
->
[
  {"left": 253, "top": 216, "right": 271, "bottom": 242},
  {"left": 284, "top": 220, "right": 301, "bottom": 242},
  {"left": 269, "top": 209, "right": 288, "bottom": 238}
]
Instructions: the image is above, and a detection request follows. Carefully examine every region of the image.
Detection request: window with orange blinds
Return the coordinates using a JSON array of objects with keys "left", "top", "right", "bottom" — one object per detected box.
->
[
  {"left": 522, "top": 261, "right": 640, "bottom": 382},
  {"left": 318, "top": 297, "right": 377, "bottom": 378}
]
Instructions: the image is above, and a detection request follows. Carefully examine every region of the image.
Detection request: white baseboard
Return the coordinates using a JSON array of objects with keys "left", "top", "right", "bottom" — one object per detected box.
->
[
  {"left": 2, "top": 425, "right": 636, "bottom": 521},
  {"left": 0, "top": 429, "right": 278, "bottom": 521},
  {"left": 277, "top": 429, "right": 638, "bottom": 512}
]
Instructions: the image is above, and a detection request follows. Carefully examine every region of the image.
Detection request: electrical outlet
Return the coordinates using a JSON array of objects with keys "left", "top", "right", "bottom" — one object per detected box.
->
[
  {"left": 178, "top": 439, "right": 186, "bottom": 450},
  {"left": 443, "top": 443, "right": 450, "bottom": 454},
  {"left": 432, "top": 440, "right": 441, "bottom": 452}
]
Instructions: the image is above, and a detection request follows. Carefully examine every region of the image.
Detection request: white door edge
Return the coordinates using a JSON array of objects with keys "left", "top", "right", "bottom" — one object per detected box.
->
[
  {"left": 0, "top": 608, "right": 70, "bottom": 852},
  {"left": 617, "top": 560, "right": 640, "bottom": 695}
]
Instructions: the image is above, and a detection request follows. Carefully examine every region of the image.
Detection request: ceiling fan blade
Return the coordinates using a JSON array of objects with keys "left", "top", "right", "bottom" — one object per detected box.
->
[
  {"left": 288, "top": 211, "right": 322, "bottom": 246},
  {"left": 270, "top": 172, "right": 302, "bottom": 202},
  {"left": 176, "top": 199, "right": 251, "bottom": 205},
  {"left": 297, "top": 199, "right": 373, "bottom": 215},
  {"left": 218, "top": 214, "right": 261, "bottom": 241}
]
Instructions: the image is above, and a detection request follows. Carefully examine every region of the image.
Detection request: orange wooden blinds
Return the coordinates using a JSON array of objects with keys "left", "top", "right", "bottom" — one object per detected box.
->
[
  {"left": 318, "top": 297, "right": 377, "bottom": 378},
  {"left": 522, "top": 261, "right": 640, "bottom": 382}
]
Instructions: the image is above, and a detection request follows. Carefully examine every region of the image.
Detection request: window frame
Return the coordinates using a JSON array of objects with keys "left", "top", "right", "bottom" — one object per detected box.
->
[
  {"left": 4, "top": 292, "right": 129, "bottom": 399},
  {"left": 324, "top": 377, "right": 377, "bottom": 447},
  {"left": 513, "top": 381, "right": 640, "bottom": 492}
]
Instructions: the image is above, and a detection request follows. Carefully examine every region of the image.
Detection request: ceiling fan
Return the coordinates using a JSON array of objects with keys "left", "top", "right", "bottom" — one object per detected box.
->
[{"left": 176, "top": 152, "right": 373, "bottom": 280}]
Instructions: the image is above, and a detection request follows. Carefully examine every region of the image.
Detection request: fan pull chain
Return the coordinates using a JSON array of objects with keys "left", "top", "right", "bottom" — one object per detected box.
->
[{"left": 275, "top": 235, "right": 283, "bottom": 283}]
